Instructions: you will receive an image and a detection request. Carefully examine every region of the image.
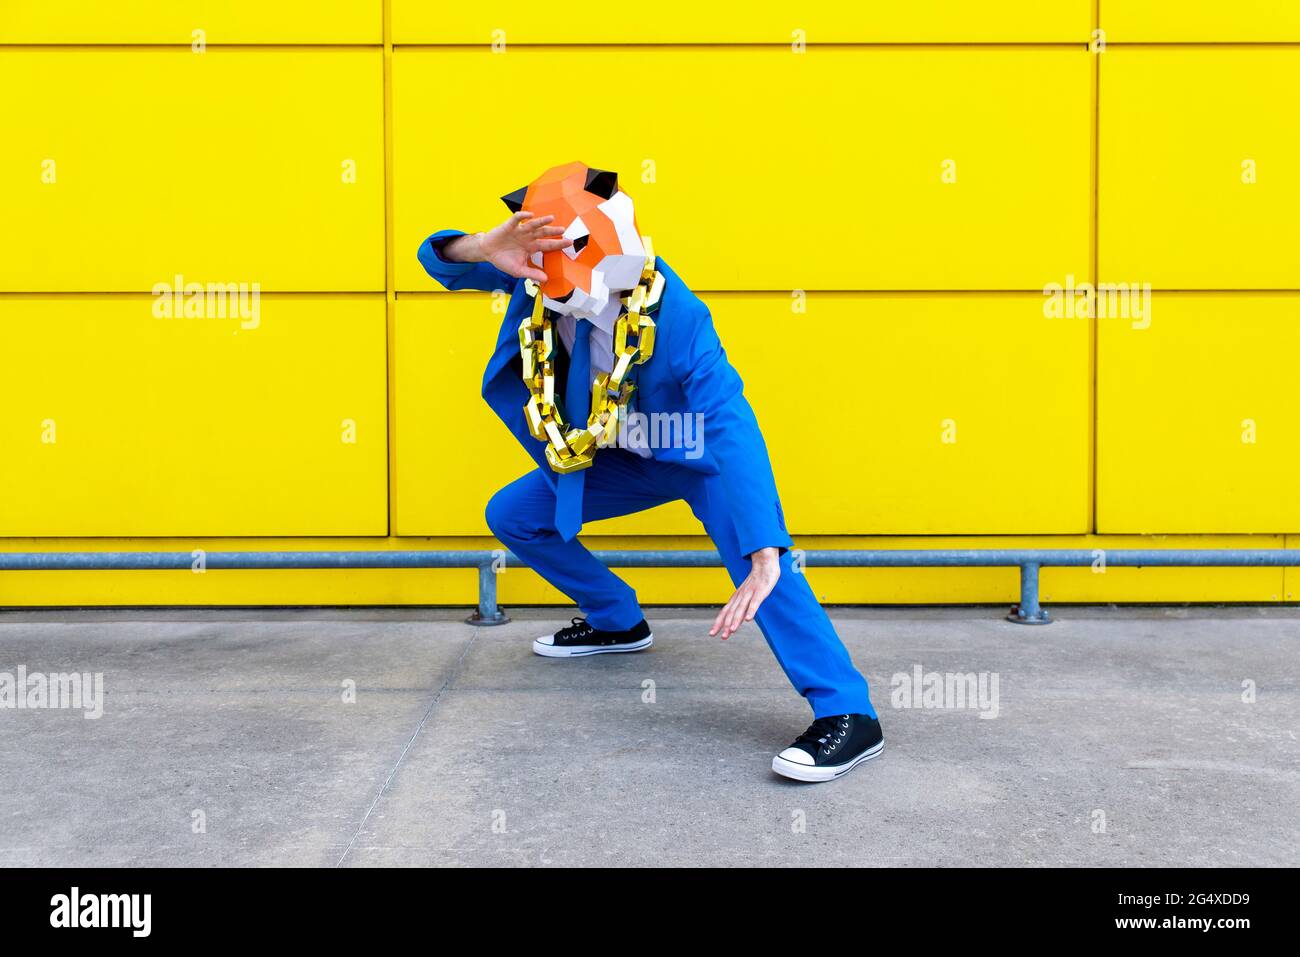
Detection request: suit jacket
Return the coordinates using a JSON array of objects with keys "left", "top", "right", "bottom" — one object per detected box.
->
[{"left": 418, "top": 230, "right": 791, "bottom": 557}]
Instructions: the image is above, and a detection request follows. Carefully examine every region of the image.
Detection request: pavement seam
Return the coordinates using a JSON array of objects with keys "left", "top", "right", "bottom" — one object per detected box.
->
[{"left": 332, "top": 623, "right": 479, "bottom": 868}]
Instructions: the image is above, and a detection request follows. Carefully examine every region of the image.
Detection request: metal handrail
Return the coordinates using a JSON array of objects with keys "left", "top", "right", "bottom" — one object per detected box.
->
[{"left": 3, "top": 547, "right": 1298, "bottom": 625}]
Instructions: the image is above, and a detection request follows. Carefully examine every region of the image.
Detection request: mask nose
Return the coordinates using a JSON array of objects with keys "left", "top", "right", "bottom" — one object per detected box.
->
[{"left": 550, "top": 289, "right": 574, "bottom": 304}]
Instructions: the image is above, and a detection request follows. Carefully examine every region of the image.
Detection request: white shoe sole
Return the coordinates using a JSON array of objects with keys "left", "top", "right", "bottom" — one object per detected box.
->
[
  {"left": 532, "top": 633, "right": 654, "bottom": 658},
  {"left": 771, "top": 739, "right": 884, "bottom": 783}
]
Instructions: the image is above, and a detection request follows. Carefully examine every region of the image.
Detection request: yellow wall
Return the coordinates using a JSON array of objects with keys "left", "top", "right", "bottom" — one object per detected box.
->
[{"left": 2, "top": 2, "right": 1298, "bottom": 606}]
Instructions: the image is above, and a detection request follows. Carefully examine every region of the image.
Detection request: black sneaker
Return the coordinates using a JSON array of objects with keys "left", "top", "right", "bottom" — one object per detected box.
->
[
  {"left": 532, "top": 617, "right": 654, "bottom": 658},
  {"left": 771, "top": 713, "right": 884, "bottom": 782}
]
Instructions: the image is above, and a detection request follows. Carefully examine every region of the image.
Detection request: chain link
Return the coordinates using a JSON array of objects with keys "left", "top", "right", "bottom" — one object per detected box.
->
[{"left": 518, "top": 237, "right": 665, "bottom": 473}]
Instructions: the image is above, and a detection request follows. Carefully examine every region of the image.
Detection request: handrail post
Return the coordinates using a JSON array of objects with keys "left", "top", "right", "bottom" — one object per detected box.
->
[
  {"left": 466, "top": 561, "right": 510, "bottom": 626},
  {"left": 1007, "top": 561, "right": 1052, "bottom": 625}
]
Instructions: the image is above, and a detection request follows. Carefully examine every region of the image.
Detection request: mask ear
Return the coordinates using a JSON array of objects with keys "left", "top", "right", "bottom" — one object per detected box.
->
[
  {"left": 501, "top": 186, "right": 528, "bottom": 213},
  {"left": 584, "top": 168, "right": 618, "bottom": 199}
]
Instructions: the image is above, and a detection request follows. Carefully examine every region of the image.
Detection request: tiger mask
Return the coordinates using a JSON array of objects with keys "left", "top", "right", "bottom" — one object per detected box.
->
[{"left": 502, "top": 161, "right": 647, "bottom": 322}]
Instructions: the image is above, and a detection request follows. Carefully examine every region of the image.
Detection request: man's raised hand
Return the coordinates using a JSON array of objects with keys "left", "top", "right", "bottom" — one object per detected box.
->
[{"left": 477, "top": 212, "right": 572, "bottom": 283}]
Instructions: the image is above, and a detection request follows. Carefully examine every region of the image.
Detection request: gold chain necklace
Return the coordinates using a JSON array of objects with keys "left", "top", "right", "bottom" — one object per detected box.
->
[{"left": 518, "top": 237, "right": 664, "bottom": 474}]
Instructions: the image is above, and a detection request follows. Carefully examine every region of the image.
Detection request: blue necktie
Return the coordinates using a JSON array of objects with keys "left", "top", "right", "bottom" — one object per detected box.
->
[{"left": 554, "top": 318, "right": 592, "bottom": 540}]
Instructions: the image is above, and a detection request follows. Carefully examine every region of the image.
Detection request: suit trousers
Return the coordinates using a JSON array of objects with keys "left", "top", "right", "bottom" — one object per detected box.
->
[{"left": 485, "top": 449, "right": 876, "bottom": 719}]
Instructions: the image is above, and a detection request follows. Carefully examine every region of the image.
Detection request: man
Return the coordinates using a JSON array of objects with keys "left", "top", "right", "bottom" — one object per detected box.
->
[{"left": 418, "top": 161, "right": 882, "bottom": 782}]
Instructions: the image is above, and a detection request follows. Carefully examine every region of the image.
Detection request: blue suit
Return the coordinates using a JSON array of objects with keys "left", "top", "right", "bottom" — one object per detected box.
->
[{"left": 419, "top": 231, "right": 875, "bottom": 718}]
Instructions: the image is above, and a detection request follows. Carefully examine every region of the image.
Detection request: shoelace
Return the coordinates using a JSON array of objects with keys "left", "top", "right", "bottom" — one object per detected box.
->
[
  {"left": 794, "top": 715, "right": 851, "bottom": 753},
  {"left": 557, "top": 617, "right": 594, "bottom": 641}
]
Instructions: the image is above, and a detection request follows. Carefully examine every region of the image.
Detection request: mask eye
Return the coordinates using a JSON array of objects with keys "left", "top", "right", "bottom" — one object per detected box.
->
[{"left": 562, "top": 216, "right": 589, "bottom": 261}]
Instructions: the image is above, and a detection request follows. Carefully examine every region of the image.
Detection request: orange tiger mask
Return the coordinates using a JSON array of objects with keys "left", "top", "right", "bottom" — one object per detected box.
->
[{"left": 502, "top": 161, "right": 647, "bottom": 321}]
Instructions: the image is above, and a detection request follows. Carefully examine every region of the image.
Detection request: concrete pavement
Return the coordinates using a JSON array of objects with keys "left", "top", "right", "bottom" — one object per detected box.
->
[{"left": 0, "top": 605, "right": 1295, "bottom": 867}]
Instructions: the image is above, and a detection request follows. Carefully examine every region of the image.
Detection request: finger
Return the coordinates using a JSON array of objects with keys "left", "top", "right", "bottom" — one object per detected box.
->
[
  {"left": 710, "top": 598, "right": 735, "bottom": 637},
  {"left": 509, "top": 211, "right": 533, "bottom": 226},
  {"left": 534, "top": 238, "right": 574, "bottom": 252},
  {"left": 746, "top": 580, "right": 775, "bottom": 620},
  {"left": 732, "top": 590, "right": 753, "bottom": 636},
  {"left": 729, "top": 593, "right": 750, "bottom": 637},
  {"left": 721, "top": 607, "right": 741, "bottom": 639},
  {"left": 722, "top": 590, "right": 747, "bottom": 638},
  {"left": 538, "top": 225, "right": 567, "bottom": 237},
  {"left": 728, "top": 590, "right": 748, "bottom": 634},
  {"left": 519, "top": 266, "right": 547, "bottom": 282},
  {"left": 520, "top": 214, "right": 554, "bottom": 231}
]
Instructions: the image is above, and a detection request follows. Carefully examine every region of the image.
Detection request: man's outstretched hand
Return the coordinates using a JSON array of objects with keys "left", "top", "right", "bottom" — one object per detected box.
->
[
  {"left": 441, "top": 212, "right": 572, "bottom": 283},
  {"left": 710, "top": 546, "right": 782, "bottom": 640}
]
